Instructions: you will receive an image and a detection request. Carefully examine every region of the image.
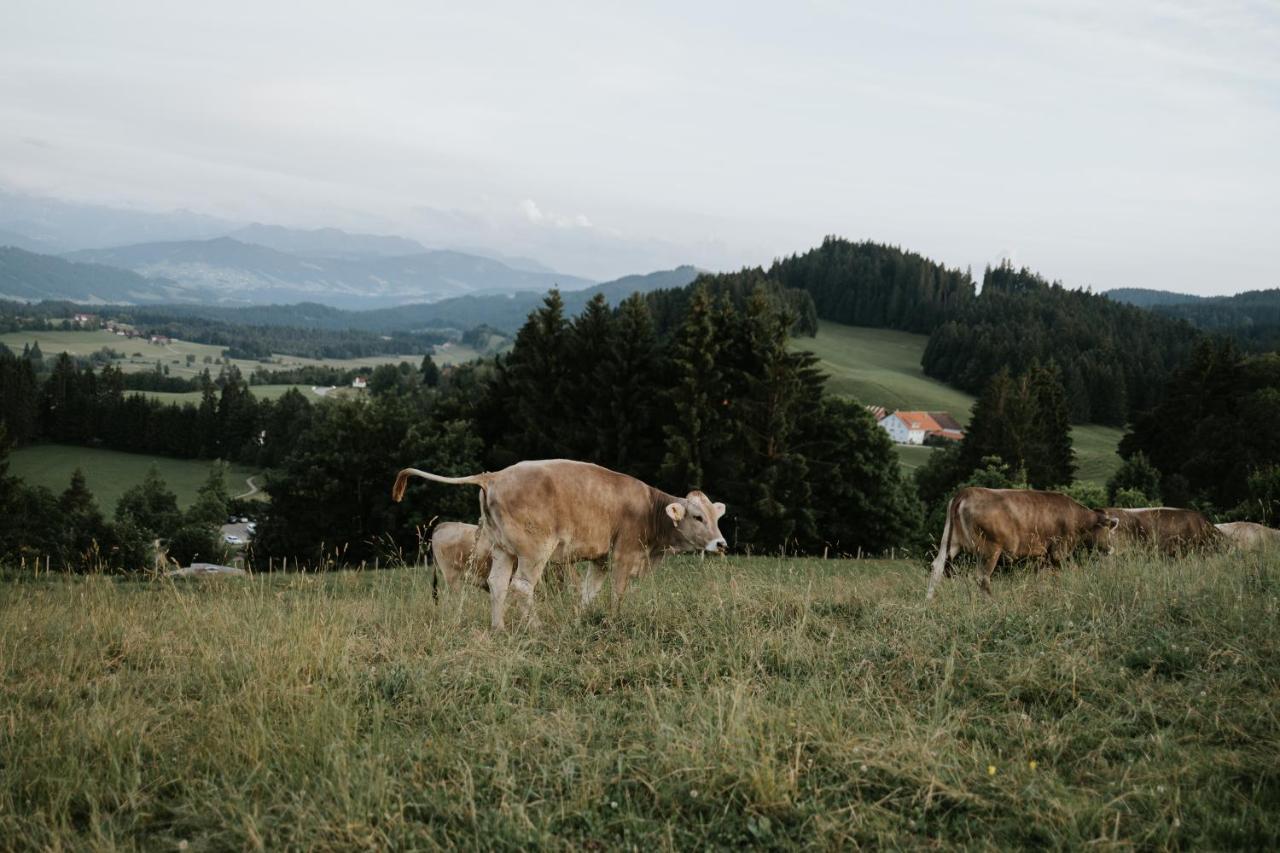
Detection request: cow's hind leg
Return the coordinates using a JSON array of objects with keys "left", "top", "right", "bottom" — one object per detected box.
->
[
  {"left": 508, "top": 546, "right": 554, "bottom": 628},
  {"left": 487, "top": 548, "right": 516, "bottom": 631},
  {"left": 977, "top": 545, "right": 1002, "bottom": 597}
]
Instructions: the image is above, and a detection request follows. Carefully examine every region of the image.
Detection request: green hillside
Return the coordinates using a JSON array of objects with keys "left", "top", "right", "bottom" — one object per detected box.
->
[
  {"left": 794, "top": 322, "right": 1124, "bottom": 485},
  {"left": 8, "top": 445, "right": 262, "bottom": 511}
]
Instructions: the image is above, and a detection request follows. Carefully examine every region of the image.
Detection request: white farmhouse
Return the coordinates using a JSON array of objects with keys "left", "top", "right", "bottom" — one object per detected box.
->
[{"left": 879, "top": 411, "right": 964, "bottom": 446}]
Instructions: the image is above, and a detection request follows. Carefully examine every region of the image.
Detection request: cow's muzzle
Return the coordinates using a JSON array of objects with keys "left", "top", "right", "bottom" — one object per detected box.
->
[{"left": 705, "top": 538, "right": 728, "bottom": 555}]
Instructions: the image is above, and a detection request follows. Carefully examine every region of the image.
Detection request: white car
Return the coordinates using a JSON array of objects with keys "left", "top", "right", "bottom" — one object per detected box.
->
[{"left": 224, "top": 534, "right": 243, "bottom": 545}]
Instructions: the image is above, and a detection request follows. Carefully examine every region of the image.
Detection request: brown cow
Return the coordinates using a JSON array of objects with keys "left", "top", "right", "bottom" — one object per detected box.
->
[
  {"left": 927, "top": 487, "right": 1118, "bottom": 599},
  {"left": 1104, "top": 507, "right": 1222, "bottom": 556},
  {"left": 429, "top": 521, "right": 583, "bottom": 600},
  {"left": 393, "top": 459, "right": 727, "bottom": 629},
  {"left": 1215, "top": 521, "right": 1280, "bottom": 552}
]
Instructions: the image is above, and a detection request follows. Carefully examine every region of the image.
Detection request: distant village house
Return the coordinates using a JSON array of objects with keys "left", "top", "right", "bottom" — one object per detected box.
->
[{"left": 877, "top": 410, "right": 964, "bottom": 446}]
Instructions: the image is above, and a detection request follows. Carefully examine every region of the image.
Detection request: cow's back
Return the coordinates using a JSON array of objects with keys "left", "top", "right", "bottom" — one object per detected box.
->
[
  {"left": 483, "top": 459, "right": 654, "bottom": 561},
  {"left": 1108, "top": 507, "right": 1220, "bottom": 554}
]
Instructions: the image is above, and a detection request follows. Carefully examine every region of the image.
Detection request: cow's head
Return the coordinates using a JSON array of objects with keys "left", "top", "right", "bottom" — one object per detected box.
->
[
  {"left": 665, "top": 491, "right": 728, "bottom": 554},
  {"left": 1087, "top": 511, "right": 1121, "bottom": 554}
]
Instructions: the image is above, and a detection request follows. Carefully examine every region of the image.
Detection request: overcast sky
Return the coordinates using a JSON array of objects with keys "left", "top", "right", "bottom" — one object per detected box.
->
[{"left": 2, "top": 0, "right": 1277, "bottom": 291}]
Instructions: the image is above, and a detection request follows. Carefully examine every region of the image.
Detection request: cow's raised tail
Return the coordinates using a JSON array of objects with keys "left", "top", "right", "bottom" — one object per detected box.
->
[
  {"left": 926, "top": 492, "right": 962, "bottom": 601},
  {"left": 391, "top": 468, "right": 493, "bottom": 502}
]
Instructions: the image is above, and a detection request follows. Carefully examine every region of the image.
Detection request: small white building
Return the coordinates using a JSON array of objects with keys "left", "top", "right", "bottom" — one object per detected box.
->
[
  {"left": 351, "top": 376, "right": 367, "bottom": 389},
  {"left": 879, "top": 411, "right": 964, "bottom": 446}
]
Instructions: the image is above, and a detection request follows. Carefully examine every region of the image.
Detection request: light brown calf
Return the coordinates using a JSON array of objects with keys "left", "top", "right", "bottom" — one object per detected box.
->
[
  {"left": 1215, "top": 521, "right": 1280, "bottom": 552},
  {"left": 394, "top": 459, "right": 728, "bottom": 629},
  {"left": 429, "top": 521, "right": 582, "bottom": 600}
]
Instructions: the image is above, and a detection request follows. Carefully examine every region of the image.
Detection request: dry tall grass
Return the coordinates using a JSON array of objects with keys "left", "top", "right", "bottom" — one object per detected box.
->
[{"left": 2, "top": 551, "right": 1277, "bottom": 848}]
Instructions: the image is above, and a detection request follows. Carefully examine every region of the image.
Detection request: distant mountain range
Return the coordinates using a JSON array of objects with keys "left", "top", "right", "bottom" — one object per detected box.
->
[
  {"left": 0, "top": 247, "right": 198, "bottom": 303},
  {"left": 0, "top": 187, "right": 604, "bottom": 308},
  {"left": 62, "top": 237, "right": 596, "bottom": 308},
  {"left": 117, "top": 266, "right": 702, "bottom": 334}
]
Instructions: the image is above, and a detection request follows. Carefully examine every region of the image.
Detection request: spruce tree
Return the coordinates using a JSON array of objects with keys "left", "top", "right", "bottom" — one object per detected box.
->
[
  {"left": 596, "top": 293, "right": 663, "bottom": 479},
  {"left": 1026, "top": 361, "right": 1075, "bottom": 487},
  {"left": 659, "top": 285, "right": 729, "bottom": 492}
]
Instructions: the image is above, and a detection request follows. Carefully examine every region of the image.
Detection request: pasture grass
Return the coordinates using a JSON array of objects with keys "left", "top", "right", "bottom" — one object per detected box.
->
[
  {"left": 795, "top": 321, "right": 1125, "bottom": 485},
  {"left": 7, "top": 444, "right": 263, "bottom": 509},
  {"left": 793, "top": 324, "right": 976, "bottom": 420},
  {"left": 0, "top": 329, "right": 477, "bottom": 384},
  {"left": 2, "top": 551, "right": 1277, "bottom": 849}
]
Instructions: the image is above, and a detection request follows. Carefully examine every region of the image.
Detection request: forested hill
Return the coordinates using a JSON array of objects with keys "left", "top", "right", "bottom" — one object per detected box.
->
[
  {"left": 1116, "top": 289, "right": 1280, "bottom": 353},
  {"left": 1105, "top": 288, "right": 1204, "bottom": 308},
  {"left": 921, "top": 265, "right": 1196, "bottom": 425},
  {"left": 767, "top": 238, "right": 975, "bottom": 333},
  {"left": 695, "top": 239, "right": 1198, "bottom": 427}
]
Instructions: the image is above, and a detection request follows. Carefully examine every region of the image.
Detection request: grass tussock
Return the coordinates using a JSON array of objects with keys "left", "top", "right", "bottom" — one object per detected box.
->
[{"left": 2, "top": 551, "right": 1278, "bottom": 849}]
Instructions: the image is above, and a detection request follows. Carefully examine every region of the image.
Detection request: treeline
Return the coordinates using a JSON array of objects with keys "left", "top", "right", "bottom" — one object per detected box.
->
[
  {"left": 643, "top": 269, "right": 818, "bottom": 338},
  {"left": 124, "top": 310, "right": 450, "bottom": 360},
  {"left": 921, "top": 265, "right": 1196, "bottom": 425},
  {"left": 0, "top": 350, "right": 321, "bottom": 468}
]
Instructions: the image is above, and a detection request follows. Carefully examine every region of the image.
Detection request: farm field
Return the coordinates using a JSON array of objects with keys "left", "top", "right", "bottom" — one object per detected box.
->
[
  {"left": 144, "top": 383, "right": 333, "bottom": 405},
  {"left": 0, "top": 329, "right": 480, "bottom": 383},
  {"left": 7, "top": 444, "right": 262, "bottom": 510},
  {"left": 1, "top": 551, "right": 1276, "bottom": 848},
  {"left": 795, "top": 322, "right": 1125, "bottom": 485}
]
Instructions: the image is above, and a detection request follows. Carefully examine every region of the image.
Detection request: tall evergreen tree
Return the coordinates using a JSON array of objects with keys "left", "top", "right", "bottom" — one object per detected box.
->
[
  {"left": 1025, "top": 362, "right": 1075, "bottom": 487},
  {"left": 659, "top": 286, "right": 731, "bottom": 492}
]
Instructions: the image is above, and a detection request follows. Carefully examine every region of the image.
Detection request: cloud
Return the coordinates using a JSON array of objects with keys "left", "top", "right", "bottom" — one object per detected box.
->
[
  {"left": 519, "top": 198, "right": 593, "bottom": 230},
  {"left": 519, "top": 198, "right": 544, "bottom": 224}
]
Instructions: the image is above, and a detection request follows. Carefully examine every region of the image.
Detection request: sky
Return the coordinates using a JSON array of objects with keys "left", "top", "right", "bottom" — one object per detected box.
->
[{"left": 1, "top": 0, "right": 1277, "bottom": 291}]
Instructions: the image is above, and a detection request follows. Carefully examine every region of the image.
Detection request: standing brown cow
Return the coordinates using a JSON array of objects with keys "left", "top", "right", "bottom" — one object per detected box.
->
[
  {"left": 393, "top": 459, "right": 727, "bottom": 629},
  {"left": 1104, "top": 507, "right": 1222, "bottom": 556},
  {"left": 927, "top": 487, "right": 1118, "bottom": 599}
]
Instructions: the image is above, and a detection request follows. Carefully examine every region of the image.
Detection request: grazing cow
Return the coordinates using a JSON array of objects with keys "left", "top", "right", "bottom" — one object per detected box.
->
[
  {"left": 1215, "top": 521, "right": 1280, "bottom": 552},
  {"left": 429, "top": 521, "right": 583, "bottom": 601},
  {"left": 1104, "top": 507, "right": 1222, "bottom": 556},
  {"left": 927, "top": 487, "right": 1118, "bottom": 599},
  {"left": 393, "top": 459, "right": 727, "bottom": 629}
]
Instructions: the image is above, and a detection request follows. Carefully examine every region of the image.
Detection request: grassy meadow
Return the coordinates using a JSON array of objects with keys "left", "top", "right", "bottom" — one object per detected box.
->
[
  {"left": 794, "top": 322, "right": 1125, "bottom": 485},
  {"left": 0, "top": 329, "right": 480, "bottom": 384},
  {"left": 2, "top": 551, "right": 1277, "bottom": 848},
  {"left": 7, "top": 445, "right": 262, "bottom": 509}
]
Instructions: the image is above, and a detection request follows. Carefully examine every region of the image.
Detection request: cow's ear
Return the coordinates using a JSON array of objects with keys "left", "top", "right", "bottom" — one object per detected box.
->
[
  {"left": 712, "top": 502, "right": 726, "bottom": 519},
  {"left": 665, "top": 502, "right": 686, "bottom": 525}
]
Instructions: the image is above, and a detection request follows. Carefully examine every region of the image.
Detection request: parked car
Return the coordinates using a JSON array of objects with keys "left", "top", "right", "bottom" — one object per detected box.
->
[
  {"left": 227, "top": 515, "right": 238, "bottom": 524},
  {"left": 237, "top": 517, "right": 250, "bottom": 524},
  {"left": 224, "top": 534, "right": 243, "bottom": 545}
]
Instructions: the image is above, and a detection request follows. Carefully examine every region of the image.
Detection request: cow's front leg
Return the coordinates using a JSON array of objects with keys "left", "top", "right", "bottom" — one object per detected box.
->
[
  {"left": 610, "top": 556, "right": 642, "bottom": 608},
  {"left": 487, "top": 548, "right": 515, "bottom": 631},
  {"left": 580, "top": 561, "right": 608, "bottom": 608}
]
